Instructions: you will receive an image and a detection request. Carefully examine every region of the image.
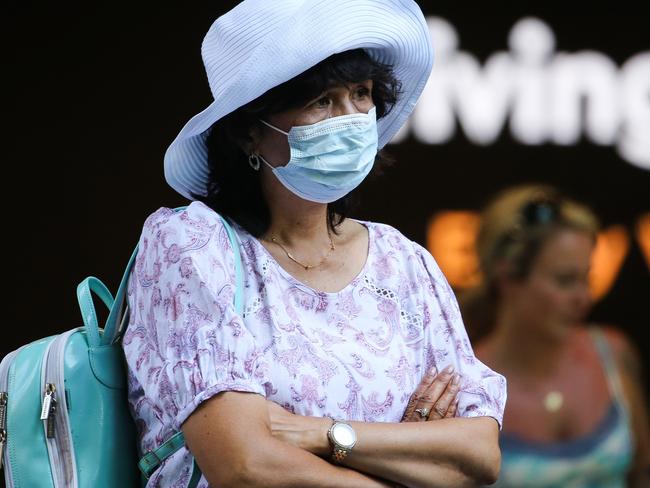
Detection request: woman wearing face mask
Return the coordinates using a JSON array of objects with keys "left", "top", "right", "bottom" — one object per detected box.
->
[
  {"left": 123, "top": 2, "right": 506, "bottom": 487},
  {"left": 460, "top": 185, "right": 650, "bottom": 487}
]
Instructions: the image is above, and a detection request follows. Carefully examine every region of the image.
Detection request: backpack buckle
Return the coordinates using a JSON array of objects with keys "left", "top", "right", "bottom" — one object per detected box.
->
[
  {"left": 139, "top": 448, "right": 162, "bottom": 480},
  {"left": 139, "top": 431, "right": 187, "bottom": 480}
]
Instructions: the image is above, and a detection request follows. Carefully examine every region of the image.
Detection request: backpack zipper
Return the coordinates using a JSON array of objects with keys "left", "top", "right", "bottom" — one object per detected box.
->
[
  {"left": 0, "top": 346, "right": 25, "bottom": 480},
  {"left": 0, "top": 391, "right": 7, "bottom": 470},
  {"left": 42, "top": 330, "right": 80, "bottom": 488},
  {"left": 40, "top": 338, "right": 65, "bottom": 487}
]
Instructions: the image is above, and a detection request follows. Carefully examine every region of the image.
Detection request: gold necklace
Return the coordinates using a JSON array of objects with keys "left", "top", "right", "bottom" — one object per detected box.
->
[{"left": 270, "top": 230, "right": 335, "bottom": 271}]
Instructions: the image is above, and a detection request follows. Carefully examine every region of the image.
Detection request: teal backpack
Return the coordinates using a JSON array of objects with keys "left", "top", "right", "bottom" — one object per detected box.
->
[{"left": 0, "top": 210, "right": 243, "bottom": 487}]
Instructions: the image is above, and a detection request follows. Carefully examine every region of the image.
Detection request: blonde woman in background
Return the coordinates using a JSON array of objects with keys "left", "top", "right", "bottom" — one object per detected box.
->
[{"left": 460, "top": 184, "right": 650, "bottom": 487}]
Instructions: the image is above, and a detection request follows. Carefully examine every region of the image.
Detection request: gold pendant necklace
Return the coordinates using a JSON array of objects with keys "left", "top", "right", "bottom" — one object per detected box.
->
[
  {"left": 543, "top": 390, "right": 564, "bottom": 413},
  {"left": 270, "top": 230, "right": 335, "bottom": 270}
]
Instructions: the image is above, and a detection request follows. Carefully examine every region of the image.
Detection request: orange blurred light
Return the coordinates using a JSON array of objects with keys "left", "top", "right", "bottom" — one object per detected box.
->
[
  {"left": 636, "top": 213, "right": 650, "bottom": 269},
  {"left": 589, "top": 226, "right": 630, "bottom": 301},
  {"left": 427, "top": 211, "right": 631, "bottom": 301},
  {"left": 427, "top": 211, "right": 482, "bottom": 289}
]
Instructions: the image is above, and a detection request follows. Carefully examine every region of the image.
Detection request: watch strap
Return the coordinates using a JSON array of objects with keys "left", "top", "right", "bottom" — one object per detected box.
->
[{"left": 331, "top": 445, "right": 350, "bottom": 463}]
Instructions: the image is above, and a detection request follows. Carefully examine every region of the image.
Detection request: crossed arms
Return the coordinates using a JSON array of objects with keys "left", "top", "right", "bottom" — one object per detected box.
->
[{"left": 182, "top": 367, "right": 501, "bottom": 488}]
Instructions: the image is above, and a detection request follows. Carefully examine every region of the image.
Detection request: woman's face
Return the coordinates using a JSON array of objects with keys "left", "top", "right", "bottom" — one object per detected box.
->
[
  {"left": 256, "top": 80, "right": 375, "bottom": 167},
  {"left": 508, "top": 228, "right": 594, "bottom": 336}
]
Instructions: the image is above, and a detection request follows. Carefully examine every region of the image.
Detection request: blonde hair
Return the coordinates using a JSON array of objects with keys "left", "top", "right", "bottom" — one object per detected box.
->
[{"left": 460, "top": 184, "right": 600, "bottom": 342}]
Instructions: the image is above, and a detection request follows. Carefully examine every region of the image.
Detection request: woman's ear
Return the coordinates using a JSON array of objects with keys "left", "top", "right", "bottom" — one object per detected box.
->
[{"left": 238, "top": 124, "right": 262, "bottom": 155}]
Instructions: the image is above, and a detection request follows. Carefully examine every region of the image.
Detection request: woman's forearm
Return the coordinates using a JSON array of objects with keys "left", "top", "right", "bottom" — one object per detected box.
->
[
  {"left": 295, "top": 416, "right": 500, "bottom": 487},
  {"left": 349, "top": 417, "right": 500, "bottom": 487},
  {"left": 183, "top": 392, "right": 395, "bottom": 488},
  {"left": 225, "top": 436, "right": 397, "bottom": 488}
]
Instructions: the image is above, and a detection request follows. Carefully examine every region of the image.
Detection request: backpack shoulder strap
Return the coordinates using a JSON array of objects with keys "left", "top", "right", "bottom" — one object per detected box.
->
[
  {"left": 103, "top": 206, "right": 244, "bottom": 345},
  {"left": 138, "top": 431, "right": 186, "bottom": 479},
  {"left": 220, "top": 214, "right": 244, "bottom": 315},
  {"left": 135, "top": 209, "right": 243, "bottom": 485}
]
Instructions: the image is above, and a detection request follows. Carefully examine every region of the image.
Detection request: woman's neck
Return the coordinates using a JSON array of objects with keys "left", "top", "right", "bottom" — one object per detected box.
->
[
  {"left": 262, "top": 189, "right": 332, "bottom": 246},
  {"left": 267, "top": 207, "right": 330, "bottom": 245},
  {"left": 483, "top": 310, "right": 569, "bottom": 378}
]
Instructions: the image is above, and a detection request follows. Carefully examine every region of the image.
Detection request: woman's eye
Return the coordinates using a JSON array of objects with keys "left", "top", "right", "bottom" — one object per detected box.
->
[
  {"left": 314, "top": 96, "right": 331, "bottom": 108},
  {"left": 355, "top": 86, "right": 371, "bottom": 98},
  {"left": 554, "top": 273, "right": 586, "bottom": 288}
]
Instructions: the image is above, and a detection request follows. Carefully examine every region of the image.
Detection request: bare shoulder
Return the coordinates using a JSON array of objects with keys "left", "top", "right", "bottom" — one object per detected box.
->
[
  {"left": 595, "top": 324, "right": 642, "bottom": 377},
  {"left": 597, "top": 324, "right": 638, "bottom": 355}
]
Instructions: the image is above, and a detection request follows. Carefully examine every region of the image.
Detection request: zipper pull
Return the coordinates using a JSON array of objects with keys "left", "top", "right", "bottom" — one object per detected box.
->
[
  {"left": 46, "top": 397, "right": 57, "bottom": 439},
  {"left": 40, "top": 384, "right": 57, "bottom": 439},
  {"left": 40, "top": 383, "right": 56, "bottom": 420},
  {"left": 0, "top": 391, "right": 7, "bottom": 469}
]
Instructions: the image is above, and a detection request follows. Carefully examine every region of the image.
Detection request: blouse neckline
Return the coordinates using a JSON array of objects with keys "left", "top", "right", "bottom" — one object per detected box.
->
[{"left": 241, "top": 219, "right": 373, "bottom": 297}]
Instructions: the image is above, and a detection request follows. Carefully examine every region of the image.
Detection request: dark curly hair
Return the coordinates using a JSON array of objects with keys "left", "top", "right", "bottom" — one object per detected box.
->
[{"left": 193, "top": 49, "right": 401, "bottom": 237}]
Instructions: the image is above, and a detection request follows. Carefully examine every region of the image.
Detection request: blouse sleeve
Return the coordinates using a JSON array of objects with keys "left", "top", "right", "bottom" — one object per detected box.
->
[
  {"left": 412, "top": 241, "right": 507, "bottom": 429},
  {"left": 123, "top": 202, "right": 271, "bottom": 432}
]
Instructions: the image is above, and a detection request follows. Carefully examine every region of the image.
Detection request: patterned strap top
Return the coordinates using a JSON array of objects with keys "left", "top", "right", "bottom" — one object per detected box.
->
[{"left": 493, "top": 327, "right": 633, "bottom": 488}]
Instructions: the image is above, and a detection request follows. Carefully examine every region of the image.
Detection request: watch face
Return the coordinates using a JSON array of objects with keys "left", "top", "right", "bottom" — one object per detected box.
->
[{"left": 332, "top": 422, "right": 356, "bottom": 448}]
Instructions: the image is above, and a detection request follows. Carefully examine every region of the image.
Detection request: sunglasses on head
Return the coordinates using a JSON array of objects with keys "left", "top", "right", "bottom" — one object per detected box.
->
[
  {"left": 520, "top": 197, "right": 559, "bottom": 228},
  {"left": 494, "top": 196, "right": 561, "bottom": 257}
]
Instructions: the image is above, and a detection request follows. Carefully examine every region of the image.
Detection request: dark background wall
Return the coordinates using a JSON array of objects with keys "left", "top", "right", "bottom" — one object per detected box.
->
[{"left": 4, "top": 1, "right": 649, "bottom": 401}]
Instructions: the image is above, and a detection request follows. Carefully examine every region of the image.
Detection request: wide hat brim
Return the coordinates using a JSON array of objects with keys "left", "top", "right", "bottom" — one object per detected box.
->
[{"left": 164, "top": 0, "right": 434, "bottom": 200}]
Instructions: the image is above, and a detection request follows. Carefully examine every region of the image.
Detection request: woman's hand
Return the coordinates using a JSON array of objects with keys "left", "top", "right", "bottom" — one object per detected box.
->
[
  {"left": 401, "top": 366, "right": 460, "bottom": 422},
  {"left": 267, "top": 401, "right": 332, "bottom": 456}
]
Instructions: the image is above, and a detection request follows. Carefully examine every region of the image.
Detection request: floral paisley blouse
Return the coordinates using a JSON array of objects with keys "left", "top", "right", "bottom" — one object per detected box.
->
[{"left": 123, "top": 201, "right": 507, "bottom": 487}]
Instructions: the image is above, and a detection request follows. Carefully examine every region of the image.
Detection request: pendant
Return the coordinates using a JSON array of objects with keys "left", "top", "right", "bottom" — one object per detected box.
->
[{"left": 543, "top": 391, "right": 564, "bottom": 412}]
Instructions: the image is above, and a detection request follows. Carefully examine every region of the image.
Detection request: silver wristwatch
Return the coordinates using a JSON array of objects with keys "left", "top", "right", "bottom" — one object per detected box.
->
[{"left": 327, "top": 420, "right": 357, "bottom": 463}]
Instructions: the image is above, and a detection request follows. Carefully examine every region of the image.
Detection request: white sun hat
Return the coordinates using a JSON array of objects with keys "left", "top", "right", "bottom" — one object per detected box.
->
[{"left": 164, "top": 0, "right": 434, "bottom": 200}]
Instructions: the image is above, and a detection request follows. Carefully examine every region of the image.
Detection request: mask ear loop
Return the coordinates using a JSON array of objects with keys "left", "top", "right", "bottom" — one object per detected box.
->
[
  {"left": 260, "top": 119, "right": 290, "bottom": 136},
  {"left": 254, "top": 120, "right": 289, "bottom": 173}
]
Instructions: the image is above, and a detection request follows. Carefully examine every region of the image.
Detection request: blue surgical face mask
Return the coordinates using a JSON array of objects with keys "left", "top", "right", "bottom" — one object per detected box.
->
[{"left": 258, "top": 107, "right": 378, "bottom": 203}]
